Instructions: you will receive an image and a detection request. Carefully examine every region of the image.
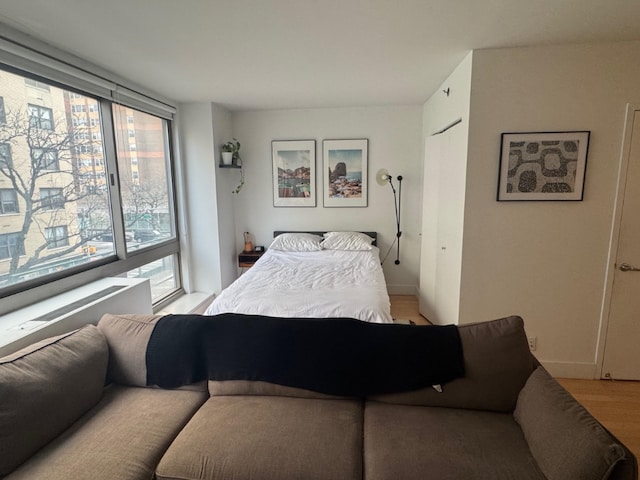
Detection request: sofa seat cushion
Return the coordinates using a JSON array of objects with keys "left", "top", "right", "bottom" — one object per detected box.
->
[
  {"left": 364, "top": 401, "right": 546, "bottom": 480},
  {"left": 5, "top": 385, "right": 207, "bottom": 480},
  {"left": 0, "top": 325, "right": 108, "bottom": 477},
  {"left": 156, "top": 395, "right": 363, "bottom": 480}
]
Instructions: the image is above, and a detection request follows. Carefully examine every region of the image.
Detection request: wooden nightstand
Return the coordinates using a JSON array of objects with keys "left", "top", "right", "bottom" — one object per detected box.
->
[{"left": 238, "top": 250, "right": 264, "bottom": 268}]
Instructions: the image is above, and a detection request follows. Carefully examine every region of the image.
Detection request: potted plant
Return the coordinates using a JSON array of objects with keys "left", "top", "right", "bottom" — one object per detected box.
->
[{"left": 221, "top": 138, "right": 240, "bottom": 166}]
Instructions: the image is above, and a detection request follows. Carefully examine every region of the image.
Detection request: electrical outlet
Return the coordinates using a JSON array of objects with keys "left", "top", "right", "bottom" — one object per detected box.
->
[{"left": 528, "top": 336, "right": 537, "bottom": 351}]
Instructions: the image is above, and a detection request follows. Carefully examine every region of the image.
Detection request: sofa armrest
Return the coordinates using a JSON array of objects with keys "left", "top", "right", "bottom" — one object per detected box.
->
[
  {"left": 606, "top": 433, "right": 638, "bottom": 480},
  {"left": 514, "top": 367, "right": 635, "bottom": 480},
  {"left": 0, "top": 325, "right": 108, "bottom": 476}
]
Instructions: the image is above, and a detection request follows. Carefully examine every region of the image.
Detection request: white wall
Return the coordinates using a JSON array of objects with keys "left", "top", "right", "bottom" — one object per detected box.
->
[
  {"left": 422, "top": 53, "right": 473, "bottom": 137},
  {"left": 211, "top": 105, "right": 238, "bottom": 289},
  {"left": 177, "top": 102, "right": 236, "bottom": 295},
  {"left": 178, "top": 43, "right": 640, "bottom": 378},
  {"left": 229, "top": 106, "right": 423, "bottom": 293},
  {"left": 460, "top": 42, "right": 640, "bottom": 377},
  {"left": 420, "top": 53, "right": 472, "bottom": 324}
]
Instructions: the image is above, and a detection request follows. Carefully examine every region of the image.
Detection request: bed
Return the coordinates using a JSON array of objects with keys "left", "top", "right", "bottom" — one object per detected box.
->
[{"left": 204, "top": 231, "right": 393, "bottom": 323}]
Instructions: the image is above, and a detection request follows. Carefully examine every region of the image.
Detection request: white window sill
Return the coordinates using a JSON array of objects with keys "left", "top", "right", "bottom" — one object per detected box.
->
[
  {"left": 0, "top": 277, "right": 152, "bottom": 358},
  {"left": 155, "top": 292, "right": 213, "bottom": 315}
]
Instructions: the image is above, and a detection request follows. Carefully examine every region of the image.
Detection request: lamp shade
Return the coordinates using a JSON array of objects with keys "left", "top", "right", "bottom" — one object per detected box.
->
[{"left": 376, "top": 168, "right": 390, "bottom": 186}]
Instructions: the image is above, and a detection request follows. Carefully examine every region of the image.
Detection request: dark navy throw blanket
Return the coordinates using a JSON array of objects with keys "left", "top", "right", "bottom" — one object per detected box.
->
[{"left": 146, "top": 313, "right": 464, "bottom": 396}]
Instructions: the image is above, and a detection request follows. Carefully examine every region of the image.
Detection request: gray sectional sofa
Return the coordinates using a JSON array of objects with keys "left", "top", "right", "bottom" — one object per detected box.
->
[{"left": 0, "top": 313, "right": 637, "bottom": 480}]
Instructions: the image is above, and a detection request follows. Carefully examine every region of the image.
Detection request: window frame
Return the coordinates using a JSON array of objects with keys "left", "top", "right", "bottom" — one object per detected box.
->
[
  {"left": 28, "top": 103, "right": 54, "bottom": 130},
  {"left": 0, "top": 57, "right": 182, "bottom": 314},
  {"left": 25, "top": 77, "right": 51, "bottom": 91},
  {"left": 39, "top": 187, "right": 65, "bottom": 210},
  {"left": 0, "top": 188, "right": 19, "bottom": 214},
  {"left": 45, "top": 225, "right": 69, "bottom": 249},
  {"left": 0, "top": 142, "right": 12, "bottom": 169},
  {"left": 31, "top": 147, "right": 59, "bottom": 171},
  {"left": 0, "top": 232, "right": 25, "bottom": 260}
]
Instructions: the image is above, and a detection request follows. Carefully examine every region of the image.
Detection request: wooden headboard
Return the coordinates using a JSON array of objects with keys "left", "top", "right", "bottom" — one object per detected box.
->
[{"left": 273, "top": 231, "right": 377, "bottom": 247}]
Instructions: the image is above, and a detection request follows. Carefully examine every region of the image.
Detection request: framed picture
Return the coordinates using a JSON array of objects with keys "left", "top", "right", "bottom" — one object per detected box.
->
[
  {"left": 323, "top": 139, "right": 368, "bottom": 207},
  {"left": 497, "top": 131, "right": 590, "bottom": 201},
  {"left": 272, "top": 140, "right": 316, "bottom": 207}
]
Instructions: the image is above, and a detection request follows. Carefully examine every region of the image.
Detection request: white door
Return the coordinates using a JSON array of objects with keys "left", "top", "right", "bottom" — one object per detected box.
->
[
  {"left": 602, "top": 106, "right": 640, "bottom": 380},
  {"left": 418, "top": 133, "right": 442, "bottom": 322},
  {"left": 419, "top": 121, "right": 466, "bottom": 325}
]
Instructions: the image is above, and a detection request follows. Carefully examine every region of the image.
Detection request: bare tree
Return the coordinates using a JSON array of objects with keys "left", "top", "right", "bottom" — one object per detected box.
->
[
  {"left": 0, "top": 107, "right": 108, "bottom": 277},
  {"left": 119, "top": 174, "right": 169, "bottom": 232}
]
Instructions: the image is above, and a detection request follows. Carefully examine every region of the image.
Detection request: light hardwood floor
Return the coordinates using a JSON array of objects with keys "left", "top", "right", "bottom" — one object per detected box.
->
[
  {"left": 389, "top": 295, "right": 430, "bottom": 325},
  {"left": 389, "top": 295, "right": 640, "bottom": 460},
  {"left": 556, "top": 378, "right": 640, "bottom": 459}
]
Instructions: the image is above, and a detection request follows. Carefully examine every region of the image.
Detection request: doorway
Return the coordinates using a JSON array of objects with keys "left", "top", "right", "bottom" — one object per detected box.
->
[{"left": 601, "top": 105, "right": 640, "bottom": 380}]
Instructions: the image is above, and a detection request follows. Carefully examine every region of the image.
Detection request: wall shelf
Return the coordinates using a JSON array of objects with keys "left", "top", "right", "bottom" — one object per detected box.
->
[{"left": 218, "top": 163, "right": 241, "bottom": 169}]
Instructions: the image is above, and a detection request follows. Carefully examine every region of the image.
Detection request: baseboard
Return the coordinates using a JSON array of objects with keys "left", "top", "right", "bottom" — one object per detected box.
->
[
  {"left": 541, "top": 360, "right": 598, "bottom": 379},
  {"left": 386, "top": 284, "right": 417, "bottom": 295}
]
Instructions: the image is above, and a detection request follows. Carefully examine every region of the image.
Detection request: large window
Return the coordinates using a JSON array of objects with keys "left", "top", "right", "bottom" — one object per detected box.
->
[
  {"left": 112, "top": 105, "right": 175, "bottom": 252},
  {"left": 40, "top": 188, "right": 64, "bottom": 210},
  {"left": 123, "top": 254, "right": 178, "bottom": 303},
  {"left": 0, "top": 64, "right": 181, "bottom": 309},
  {"left": 0, "top": 232, "right": 24, "bottom": 260},
  {"left": 45, "top": 225, "right": 69, "bottom": 249},
  {"left": 0, "top": 143, "right": 12, "bottom": 168},
  {"left": 28, "top": 104, "right": 53, "bottom": 130},
  {"left": 32, "top": 148, "right": 59, "bottom": 171},
  {"left": 0, "top": 189, "right": 18, "bottom": 214},
  {"left": 25, "top": 78, "right": 50, "bottom": 91}
]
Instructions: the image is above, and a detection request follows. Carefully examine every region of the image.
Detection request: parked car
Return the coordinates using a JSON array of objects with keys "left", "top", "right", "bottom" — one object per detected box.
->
[
  {"left": 98, "top": 231, "right": 135, "bottom": 243},
  {"left": 133, "top": 230, "right": 161, "bottom": 243}
]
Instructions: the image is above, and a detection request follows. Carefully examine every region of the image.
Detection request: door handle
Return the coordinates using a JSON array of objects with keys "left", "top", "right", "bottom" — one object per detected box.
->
[{"left": 618, "top": 263, "right": 640, "bottom": 272}]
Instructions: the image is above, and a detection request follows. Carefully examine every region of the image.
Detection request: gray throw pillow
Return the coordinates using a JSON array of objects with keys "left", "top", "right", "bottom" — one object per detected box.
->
[{"left": 514, "top": 367, "right": 625, "bottom": 480}]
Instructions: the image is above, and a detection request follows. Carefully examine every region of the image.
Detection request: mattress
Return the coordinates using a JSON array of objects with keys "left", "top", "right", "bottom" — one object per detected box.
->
[{"left": 204, "top": 247, "right": 393, "bottom": 323}]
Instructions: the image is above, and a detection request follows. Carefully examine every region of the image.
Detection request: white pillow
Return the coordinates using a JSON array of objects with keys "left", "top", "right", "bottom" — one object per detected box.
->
[
  {"left": 269, "top": 233, "right": 323, "bottom": 252},
  {"left": 321, "top": 231, "right": 374, "bottom": 251}
]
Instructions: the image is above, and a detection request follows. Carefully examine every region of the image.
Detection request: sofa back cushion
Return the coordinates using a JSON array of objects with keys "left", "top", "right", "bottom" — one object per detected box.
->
[
  {"left": 97, "top": 313, "right": 207, "bottom": 392},
  {"left": 97, "top": 313, "right": 163, "bottom": 386},
  {"left": 514, "top": 367, "right": 626, "bottom": 480},
  {"left": 0, "top": 325, "right": 108, "bottom": 476},
  {"left": 369, "top": 316, "right": 536, "bottom": 412}
]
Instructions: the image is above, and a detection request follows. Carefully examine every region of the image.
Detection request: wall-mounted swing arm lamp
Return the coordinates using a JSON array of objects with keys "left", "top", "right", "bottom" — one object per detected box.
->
[{"left": 376, "top": 168, "right": 403, "bottom": 265}]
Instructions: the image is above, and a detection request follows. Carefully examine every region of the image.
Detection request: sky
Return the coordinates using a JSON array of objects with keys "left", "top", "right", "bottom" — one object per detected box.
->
[{"left": 328, "top": 149, "right": 362, "bottom": 173}]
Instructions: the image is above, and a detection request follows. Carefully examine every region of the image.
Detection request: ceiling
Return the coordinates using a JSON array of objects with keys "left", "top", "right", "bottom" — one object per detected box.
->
[{"left": 1, "top": 0, "right": 640, "bottom": 111}]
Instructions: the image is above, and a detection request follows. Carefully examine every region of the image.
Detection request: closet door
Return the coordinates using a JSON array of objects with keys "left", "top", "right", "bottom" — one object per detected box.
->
[
  {"left": 419, "top": 122, "right": 466, "bottom": 325},
  {"left": 418, "top": 133, "right": 442, "bottom": 322}
]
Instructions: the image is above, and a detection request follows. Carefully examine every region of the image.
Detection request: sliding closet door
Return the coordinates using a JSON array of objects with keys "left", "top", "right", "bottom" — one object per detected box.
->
[
  {"left": 418, "top": 133, "right": 442, "bottom": 322},
  {"left": 419, "top": 122, "right": 466, "bottom": 325}
]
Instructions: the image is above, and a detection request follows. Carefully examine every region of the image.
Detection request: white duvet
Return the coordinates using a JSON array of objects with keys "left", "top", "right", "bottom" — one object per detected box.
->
[{"left": 205, "top": 247, "right": 393, "bottom": 323}]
